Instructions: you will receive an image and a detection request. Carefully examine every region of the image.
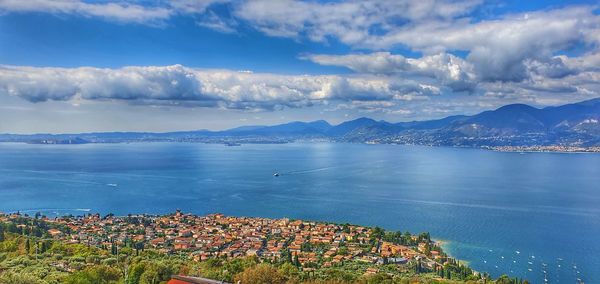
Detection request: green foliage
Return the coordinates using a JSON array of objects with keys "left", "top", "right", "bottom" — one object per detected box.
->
[
  {"left": 441, "top": 258, "right": 477, "bottom": 281},
  {"left": 278, "top": 262, "right": 300, "bottom": 279},
  {"left": 233, "top": 263, "right": 286, "bottom": 284},
  {"left": 361, "top": 273, "right": 394, "bottom": 283},
  {"left": 127, "top": 262, "right": 146, "bottom": 284},
  {"left": 370, "top": 227, "right": 385, "bottom": 242},
  {"left": 301, "top": 241, "right": 313, "bottom": 252},
  {"left": 0, "top": 271, "right": 46, "bottom": 284},
  {"left": 195, "top": 256, "right": 258, "bottom": 282},
  {"left": 64, "top": 265, "right": 120, "bottom": 284},
  {"left": 102, "top": 257, "right": 117, "bottom": 266},
  {"left": 320, "top": 267, "right": 358, "bottom": 282},
  {"left": 494, "top": 274, "right": 526, "bottom": 284}
]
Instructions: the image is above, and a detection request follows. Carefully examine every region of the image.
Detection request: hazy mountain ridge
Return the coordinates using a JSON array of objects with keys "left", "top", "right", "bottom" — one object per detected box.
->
[{"left": 1, "top": 98, "right": 599, "bottom": 147}]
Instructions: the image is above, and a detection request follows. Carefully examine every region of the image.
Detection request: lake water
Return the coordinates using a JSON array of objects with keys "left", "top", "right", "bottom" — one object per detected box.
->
[{"left": 0, "top": 142, "right": 599, "bottom": 283}]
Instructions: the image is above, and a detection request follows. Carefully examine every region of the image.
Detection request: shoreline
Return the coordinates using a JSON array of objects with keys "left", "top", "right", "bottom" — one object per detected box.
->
[
  {"left": 2, "top": 139, "right": 600, "bottom": 154},
  {"left": 483, "top": 145, "right": 600, "bottom": 153},
  {"left": 435, "top": 239, "right": 472, "bottom": 267}
]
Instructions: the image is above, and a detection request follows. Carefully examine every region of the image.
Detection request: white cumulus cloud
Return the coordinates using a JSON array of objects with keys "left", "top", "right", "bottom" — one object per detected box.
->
[{"left": 305, "top": 52, "right": 476, "bottom": 92}]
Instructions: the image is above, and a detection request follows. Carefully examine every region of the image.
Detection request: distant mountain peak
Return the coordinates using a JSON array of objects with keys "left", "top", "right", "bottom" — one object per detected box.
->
[
  {"left": 495, "top": 103, "right": 538, "bottom": 112},
  {"left": 2, "top": 97, "right": 599, "bottom": 147},
  {"left": 349, "top": 117, "right": 377, "bottom": 123}
]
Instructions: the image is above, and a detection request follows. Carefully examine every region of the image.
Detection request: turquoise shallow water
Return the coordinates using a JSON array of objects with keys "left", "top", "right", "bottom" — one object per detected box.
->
[{"left": 1, "top": 142, "right": 599, "bottom": 283}]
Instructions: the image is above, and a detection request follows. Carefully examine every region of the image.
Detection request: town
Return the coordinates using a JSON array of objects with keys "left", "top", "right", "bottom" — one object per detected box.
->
[{"left": 0, "top": 210, "right": 488, "bottom": 282}]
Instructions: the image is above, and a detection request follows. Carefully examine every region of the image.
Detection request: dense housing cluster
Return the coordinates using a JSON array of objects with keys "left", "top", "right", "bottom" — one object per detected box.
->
[{"left": 1, "top": 211, "right": 453, "bottom": 274}]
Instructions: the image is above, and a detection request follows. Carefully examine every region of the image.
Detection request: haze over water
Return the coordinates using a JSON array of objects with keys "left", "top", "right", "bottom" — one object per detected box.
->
[{"left": 1, "top": 142, "right": 599, "bottom": 283}]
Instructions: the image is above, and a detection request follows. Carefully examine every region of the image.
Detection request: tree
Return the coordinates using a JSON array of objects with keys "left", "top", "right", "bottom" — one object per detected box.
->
[
  {"left": 233, "top": 264, "right": 286, "bottom": 284},
  {"left": 135, "top": 241, "right": 145, "bottom": 255},
  {"left": 127, "top": 262, "right": 146, "bottom": 284},
  {"left": 371, "top": 227, "right": 385, "bottom": 240},
  {"left": 278, "top": 262, "right": 299, "bottom": 281},
  {"left": 412, "top": 258, "right": 423, "bottom": 274},
  {"left": 342, "top": 223, "right": 350, "bottom": 233},
  {"left": 39, "top": 241, "right": 47, "bottom": 253},
  {"left": 0, "top": 224, "right": 5, "bottom": 242},
  {"left": 139, "top": 266, "right": 161, "bottom": 284},
  {"left": 301, "top": 241, "right": 312, "bottom": 252},
  {"left": 64, "top": 265, "right": 120, "bottom": 284}
]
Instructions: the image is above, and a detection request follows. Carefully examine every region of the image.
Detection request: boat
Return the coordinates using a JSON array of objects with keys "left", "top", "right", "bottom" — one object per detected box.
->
[
  {"left": 106, "top": 183, "right": 118, "bottom": 187},
  {"left": 273, "top": 172, "right": 280, "bottom": 177}
]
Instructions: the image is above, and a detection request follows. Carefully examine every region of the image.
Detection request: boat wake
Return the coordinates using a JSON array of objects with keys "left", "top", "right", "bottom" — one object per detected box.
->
[{"left": 282, "top": 166, "right": 336, "bottom": 175}]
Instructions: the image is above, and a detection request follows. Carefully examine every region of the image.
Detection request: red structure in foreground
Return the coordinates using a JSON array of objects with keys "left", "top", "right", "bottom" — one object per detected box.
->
[{"left": 167, "top": 275, "right": 231, "bottom": 284}]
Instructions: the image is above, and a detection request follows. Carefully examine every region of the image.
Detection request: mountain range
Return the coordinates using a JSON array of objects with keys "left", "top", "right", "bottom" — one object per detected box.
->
[{"left": 2, "top": 97, "right": 600, "bottom": 147}]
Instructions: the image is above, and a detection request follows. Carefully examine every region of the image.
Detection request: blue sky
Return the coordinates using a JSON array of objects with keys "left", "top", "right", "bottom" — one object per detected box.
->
[
  {"left": 0, "top": 0, "right": 599, "bottom": 133},
  {"left": 0, "top": 13, "right": 350, "bottom": 73}
]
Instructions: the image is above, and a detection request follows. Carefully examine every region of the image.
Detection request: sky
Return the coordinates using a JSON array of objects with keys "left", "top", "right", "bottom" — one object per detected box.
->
[{"left": 0, "top": 0, "right": 599, "bottom": 133}]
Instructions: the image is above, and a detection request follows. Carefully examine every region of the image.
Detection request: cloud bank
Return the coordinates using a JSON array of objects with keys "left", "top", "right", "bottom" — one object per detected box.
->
[
  {"left": 0, "top": 0, "right": 173, "bottom": 24},
  {"left": 2, "top": 58, "right": 598, "bottom": 115},
  {"left": 0, "top": 65, "right": 441, "bottom": 111}
]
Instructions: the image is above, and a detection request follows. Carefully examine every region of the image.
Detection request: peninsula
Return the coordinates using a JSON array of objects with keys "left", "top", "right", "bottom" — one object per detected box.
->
[{"left": 0, "top": 211, "right": 527, "bottom": 283}]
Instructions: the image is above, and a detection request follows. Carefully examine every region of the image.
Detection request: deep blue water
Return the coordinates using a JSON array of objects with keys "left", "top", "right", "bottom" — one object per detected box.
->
[{"left": 0, "top": 142, "right": 599, "bottom": 283}]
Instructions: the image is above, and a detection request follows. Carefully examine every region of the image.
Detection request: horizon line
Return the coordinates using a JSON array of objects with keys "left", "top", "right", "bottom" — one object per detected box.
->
[{"left": 1, "top": 97, "right": 598, "bottom": 135}]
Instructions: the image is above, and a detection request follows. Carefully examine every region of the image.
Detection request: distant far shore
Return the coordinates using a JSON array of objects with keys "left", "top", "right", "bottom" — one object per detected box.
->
[
  {"left": 484, "top": 145, "right": 600, "bottom": 153},
  {"left": 2, "top": 139, "right": 600, "bottom": 154}
]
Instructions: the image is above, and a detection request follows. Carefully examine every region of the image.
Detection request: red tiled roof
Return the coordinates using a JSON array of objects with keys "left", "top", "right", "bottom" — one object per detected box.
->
[{"left": 168, "top": 275, "right": 229, "bottom": 284}]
